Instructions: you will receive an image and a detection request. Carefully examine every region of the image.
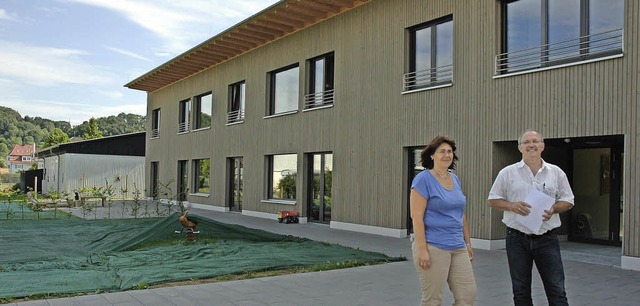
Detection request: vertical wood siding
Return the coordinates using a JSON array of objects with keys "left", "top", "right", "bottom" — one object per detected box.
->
[{"left": 143, "top": 0, "right": 640, "bottom": 256}]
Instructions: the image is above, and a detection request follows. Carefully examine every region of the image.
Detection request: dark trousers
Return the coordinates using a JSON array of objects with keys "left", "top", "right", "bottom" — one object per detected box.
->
[{"left": 506, "top": 228, "right": 568, "bottom": 306}]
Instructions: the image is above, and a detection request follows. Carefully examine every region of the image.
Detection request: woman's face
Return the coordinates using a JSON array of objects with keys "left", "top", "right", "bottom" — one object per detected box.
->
[{"left": 431, "top": 143, "right": 453, "bottom": 168}]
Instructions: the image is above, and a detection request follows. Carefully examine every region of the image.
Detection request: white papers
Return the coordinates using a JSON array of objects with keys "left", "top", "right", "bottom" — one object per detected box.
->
[{"left": 515, "top": 189, "right": 555, "bottom": 233}]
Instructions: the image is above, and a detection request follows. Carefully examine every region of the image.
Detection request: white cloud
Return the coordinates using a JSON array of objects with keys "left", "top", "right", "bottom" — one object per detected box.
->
[
  {"left": 0, "top": 8, "right": 17, "bottom": 21},
  {"left": 0, "top": 40, "right": 112, "bottom": 86},
  {"left": 105, "top": 46, "right": 151, "bottom": 62},
  {"left": 64, "top": 0, "right": 276, "bottom": 55}
]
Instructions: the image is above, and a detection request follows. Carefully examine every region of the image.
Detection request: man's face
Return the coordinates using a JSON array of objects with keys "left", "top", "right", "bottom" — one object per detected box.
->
[{"left": 518, "top": 131, "right": 544, "bottom": 159}]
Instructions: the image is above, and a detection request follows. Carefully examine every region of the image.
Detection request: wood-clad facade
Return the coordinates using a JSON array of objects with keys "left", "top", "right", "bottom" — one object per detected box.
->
[{"left": 126, "top": 0, "right": 640, "bottom": 270}]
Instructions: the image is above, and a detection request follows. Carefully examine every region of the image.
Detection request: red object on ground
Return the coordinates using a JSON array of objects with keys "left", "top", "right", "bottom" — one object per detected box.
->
[{"left": 278, "top": 210, "right": 299, "bottom": 224}]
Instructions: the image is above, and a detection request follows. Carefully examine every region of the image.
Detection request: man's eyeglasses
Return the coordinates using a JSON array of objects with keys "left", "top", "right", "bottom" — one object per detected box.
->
[{"left": 519, "top": 139, "right": 543, "bottom": 145}]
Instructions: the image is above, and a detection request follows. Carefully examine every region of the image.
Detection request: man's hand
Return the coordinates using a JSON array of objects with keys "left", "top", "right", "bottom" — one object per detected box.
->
[
  {"left": 512, "top": 201, "right": 532, "bottom": 216},
  {"left": 543, "top": 206, "right": 556, "bottom": 221}
]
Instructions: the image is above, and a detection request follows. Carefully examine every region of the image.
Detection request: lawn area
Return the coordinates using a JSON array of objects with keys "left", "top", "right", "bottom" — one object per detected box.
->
[{"left": 0, "top": 204, "right": 403, "bottom": 301}]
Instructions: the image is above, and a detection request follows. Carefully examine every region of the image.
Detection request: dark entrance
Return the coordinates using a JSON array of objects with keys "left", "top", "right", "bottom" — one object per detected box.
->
[
  {"left": 227, "top": 157, "right": 243, "bottom": 212},
  {"left": 177, "top": 160, "right": 188, "bottom": 202},
  {"left": 497, "top": 135, "right": 624, "bottom": 246}
]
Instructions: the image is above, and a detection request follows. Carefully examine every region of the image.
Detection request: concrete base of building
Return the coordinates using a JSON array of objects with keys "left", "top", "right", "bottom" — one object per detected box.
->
[
  {"left": 470, "top": 239, "right": 506, "bottom": 250},
  {"left": 330, "top": 221, "right": 406, "bottom": 238},
  {"left": 622, "top": 256, "right": 640, "bottom": 271},
  {"left": 189, "top": 202, "right": 229, "bottom": 212}
]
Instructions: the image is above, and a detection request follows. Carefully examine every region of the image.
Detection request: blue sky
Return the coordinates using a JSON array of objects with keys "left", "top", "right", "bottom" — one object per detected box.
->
[{"left": 0, "top": 0, "right": 277, "bottom": 125}]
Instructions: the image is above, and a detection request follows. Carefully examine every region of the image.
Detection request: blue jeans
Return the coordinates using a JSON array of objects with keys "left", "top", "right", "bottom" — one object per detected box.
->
[{"left": 506, "top": 228, "right": 568, "bottom": 306}]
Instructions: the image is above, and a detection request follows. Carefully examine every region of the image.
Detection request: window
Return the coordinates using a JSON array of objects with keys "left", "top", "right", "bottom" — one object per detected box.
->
[
  {"left": 178, "top": 99, "right": 190, "bottom": 133},
  {"left": 267, "top": 154, "right": 297, "bottom": 200},
  {"left": 150, "top": 161, "right": 159, "bottom": 199},
  {"left": 305, "top": 52, "right": 334, "bottom": 109},
  {"left": 151, "top": 108, "right": 161, "bottom": 138},
  {"left": 498, "top": 0, "right": 624, "bottom": 74},
  {"left": 194, "top": 92, "right": 212, "bottom": 129},
  {"left": 193, "top": 159, "right": 210, "bottom": 194},
  {"left": 268, "top": 64, "right": 299, "bottom": 116},
  {"left": 404, "top": 16, "right": 453, "bottom": 91},
  {"left": 228, "top": 81, "right": 245, "bottom": 124}
]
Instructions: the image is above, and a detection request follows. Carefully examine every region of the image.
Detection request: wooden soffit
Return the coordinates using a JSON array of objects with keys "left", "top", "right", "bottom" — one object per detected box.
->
[{"left": 125, "top": 0, "right": 370, "bottom": 92}]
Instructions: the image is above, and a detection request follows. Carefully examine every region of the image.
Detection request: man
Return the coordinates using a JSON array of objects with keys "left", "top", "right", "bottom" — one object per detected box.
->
[{"left": 488, "top": 130, "right": 574, "bottom": 306}]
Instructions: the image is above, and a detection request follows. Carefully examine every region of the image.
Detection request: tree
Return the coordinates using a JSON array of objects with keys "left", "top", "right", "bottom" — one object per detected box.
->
[
  {"left": 83, "top": 118, "right": 103, "bottom": 139},
  {"left": 43, "top": 128, "right": 71, "bottom": 148}
]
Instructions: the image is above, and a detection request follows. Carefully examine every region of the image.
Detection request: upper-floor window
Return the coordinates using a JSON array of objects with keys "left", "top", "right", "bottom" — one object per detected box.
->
[
  {"left": 497, "top": 0, "right": 624, "bottom": 75},
  {"left": 267, "top": 154, "right": 297, "bottom": 201},
  {"left": 21, "top": 156, "right": 32, "bottom": 162},
  {"left": 151, "top": 108, "right": 161, "bottom": 138},
  {"left": 194, "top": 92, "right": 212, "bottom": 129},
  {"left": 404, "top": 16, "right": 453, "bottom": 92},
  {"left": 178, "top": 99, "right": 190, "bottom": 133},
  {"left": 305, "top": 52, "right": 334, "bottom": 109},
  {"left": 228, "top": 81, "right": 246, "bottom": 124},
  {"left": 193, "top": 158, "right": 210, "bottom": 195},
  {"left": 268, "top": 64, "right": 299, "bottom": 116}
]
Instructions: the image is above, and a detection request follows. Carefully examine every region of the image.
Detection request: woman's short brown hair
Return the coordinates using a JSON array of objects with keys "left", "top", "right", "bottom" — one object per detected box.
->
[{"left": 419, "top": 135, "right": 459, "bottom": 169}]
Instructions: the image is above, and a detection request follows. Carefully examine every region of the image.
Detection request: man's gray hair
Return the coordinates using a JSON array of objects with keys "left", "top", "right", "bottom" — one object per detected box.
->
[{"left": 518, "top": 129, "right": 544, "bottom": 144}]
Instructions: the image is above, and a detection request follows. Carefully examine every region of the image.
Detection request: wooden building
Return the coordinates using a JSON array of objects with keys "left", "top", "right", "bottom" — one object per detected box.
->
[{"left": 125, "top": 0, "right": 639, "bottom": 270}]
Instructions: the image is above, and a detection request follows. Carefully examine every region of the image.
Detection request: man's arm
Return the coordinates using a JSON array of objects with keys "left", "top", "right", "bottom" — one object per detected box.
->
[
  {"left": 543, "top": 201, "right": 573, "bottom": 221},
  {"left": 488, "top": 198, "right": 531, "bottom": 215}
]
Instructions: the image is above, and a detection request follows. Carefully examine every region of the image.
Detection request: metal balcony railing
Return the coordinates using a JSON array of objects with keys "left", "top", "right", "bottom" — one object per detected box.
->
[
  {"left": 151, "top": 128, "right": 160, "bottom": 138},
  {"left": 227, "top": 109, "right": 245, "bottom": 123},
  {"left": 304, "top": 89, "right": 334, "bottom": 109},
  {"left": 496, "top": 28, "right": 623, "bottom": 75},
  {"left": 403, "top": 64, "right": 453, "bottom": 91},
  {"left": 178, "top": 121, "right": 189, "bottom": 133}
]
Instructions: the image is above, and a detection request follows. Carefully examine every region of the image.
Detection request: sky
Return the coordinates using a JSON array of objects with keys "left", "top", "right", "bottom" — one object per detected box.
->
[{"left": 0, "top": 0, "right": 278, "bottom": 126}]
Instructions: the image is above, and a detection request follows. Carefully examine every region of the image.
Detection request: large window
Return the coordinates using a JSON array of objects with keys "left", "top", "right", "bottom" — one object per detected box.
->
[
  {"left": 193, "top": 159, "right": 210, "bottom": 194},
  {"left": 194, "top": 92, "right": 212, "bottom": 129},
  {"left": 268, "top": 154, "right": 297, "bottom": 200},
  {"left": 305, "top": 52, "right": 334, "bottom": 109},
  {"left": 178, "top": 99, "right": 190, "bottom": 133},
  {"left": 228, "top": 81, "right": 245, "bottom": 124},
  {"left": 151, "top": 108, "right": 160, "bottom": 138},
  {"left": 268, "top": 65, "right": 299, "bottom": 116},
  {"left": 498, "top": 0, "right": 624, "bottom": 74},
  {"left": 404, "top": 16, "right": 453, "bottom": 91}
]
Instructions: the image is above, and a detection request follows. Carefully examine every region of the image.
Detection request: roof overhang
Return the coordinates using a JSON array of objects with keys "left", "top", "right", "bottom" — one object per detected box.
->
[{"left": 124, "top": 0, "right": 370, "bottom": 92}]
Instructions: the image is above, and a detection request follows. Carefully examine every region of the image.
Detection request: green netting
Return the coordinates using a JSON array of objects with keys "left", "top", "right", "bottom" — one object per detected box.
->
[
  {"left": 0, "top": 201, "right": 78, "bottom": 221},
  {"left": 0, "top": 205, "right": 403, "bottom": 299}
]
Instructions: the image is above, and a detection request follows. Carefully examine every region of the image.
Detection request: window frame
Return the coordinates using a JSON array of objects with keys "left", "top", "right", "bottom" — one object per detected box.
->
[
  {"left": 265, "top": 154, "right": 297, "bottom": 202},
  {"left": 192, "top": 158, "right": 211, "bottom": 195},
  {"left": 304, "top": 52, "right": 335, "bottom": 110},
  {"left": 227, "top": 81, "right": 246, "bottom": 124},
  {"left": 151, "top": 108, "right": 161, "bottom": 138},
  {"left": 267, "top": 64, "right": 300, "bottom": 117},
  {"left": 498, "top": 0, "right": 624, "bottom": 75},
  {"left": 193, "top": 92, "right": 212, "bottom": 130},
  {"left": 404, "top": 15, "right": 454, "bottom": 92},
  {"left": 178, "top": 99, "right": 191, "bottom": 133}
]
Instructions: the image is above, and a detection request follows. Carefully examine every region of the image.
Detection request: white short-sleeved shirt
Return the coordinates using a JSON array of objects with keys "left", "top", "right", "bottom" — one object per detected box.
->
[{"left": 488, "top": 159, "right": 574, "bottom": 235}]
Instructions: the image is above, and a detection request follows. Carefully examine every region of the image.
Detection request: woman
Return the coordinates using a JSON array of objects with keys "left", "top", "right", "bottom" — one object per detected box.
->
[{"left": 411, "top": 136, "right": 477, "bottom": 306}]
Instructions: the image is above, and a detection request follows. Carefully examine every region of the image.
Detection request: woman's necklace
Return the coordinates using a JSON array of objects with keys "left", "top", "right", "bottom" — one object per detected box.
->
[{"left": 432, "top": 169, "right": 450, "bottom": 179}]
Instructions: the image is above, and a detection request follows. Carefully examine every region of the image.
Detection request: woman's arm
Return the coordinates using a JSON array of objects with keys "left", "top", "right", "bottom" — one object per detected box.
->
[
  {"left": 463, "top": 213, "right": 474, "bottom": 261},
  {"left": 410, "top": 189, "right": 431, "bottom": 269}
]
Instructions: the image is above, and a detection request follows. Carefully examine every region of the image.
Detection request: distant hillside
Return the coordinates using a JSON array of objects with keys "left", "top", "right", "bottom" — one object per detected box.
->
[{"left": 0, "top": 106, "right": 145, "bottom": 168}]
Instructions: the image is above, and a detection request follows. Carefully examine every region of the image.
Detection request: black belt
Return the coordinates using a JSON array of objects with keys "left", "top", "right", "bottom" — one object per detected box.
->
[{"left": 507, "top": 227, "right": 555, "bottom": 239}]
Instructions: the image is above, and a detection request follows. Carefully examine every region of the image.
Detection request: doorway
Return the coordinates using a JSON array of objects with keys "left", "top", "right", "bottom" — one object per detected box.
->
[
  {"left": 227, "top": 157, "right": 243, "bottom": 212},
  {"left": 177, "top": 160, "right": 188, "bottom": 202},
  {"left": 568, "top": 144, "right": 623, "bottom": 245},
  {"left": 307, "top": 153, "right": 332, "bottom": 223},
  {"left": 406, "top": 147, "right": 425, "bottom": 235}
]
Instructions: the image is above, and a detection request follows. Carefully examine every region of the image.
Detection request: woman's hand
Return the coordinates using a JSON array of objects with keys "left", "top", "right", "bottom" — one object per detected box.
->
[
  {"left": 467, "top": 244, "right": 474, "bottom": 262},
  {"left": 418, "top": 247, "right": 431, "bottom": 269}
]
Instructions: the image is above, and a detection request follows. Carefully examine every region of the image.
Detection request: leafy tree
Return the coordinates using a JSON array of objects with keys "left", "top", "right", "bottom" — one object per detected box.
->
[
  {"left": 43, "top": 128, "right": 71, "bottom": 148},
  {"left": 82, "top": 118, "right": 103, "bottom": 139}
]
